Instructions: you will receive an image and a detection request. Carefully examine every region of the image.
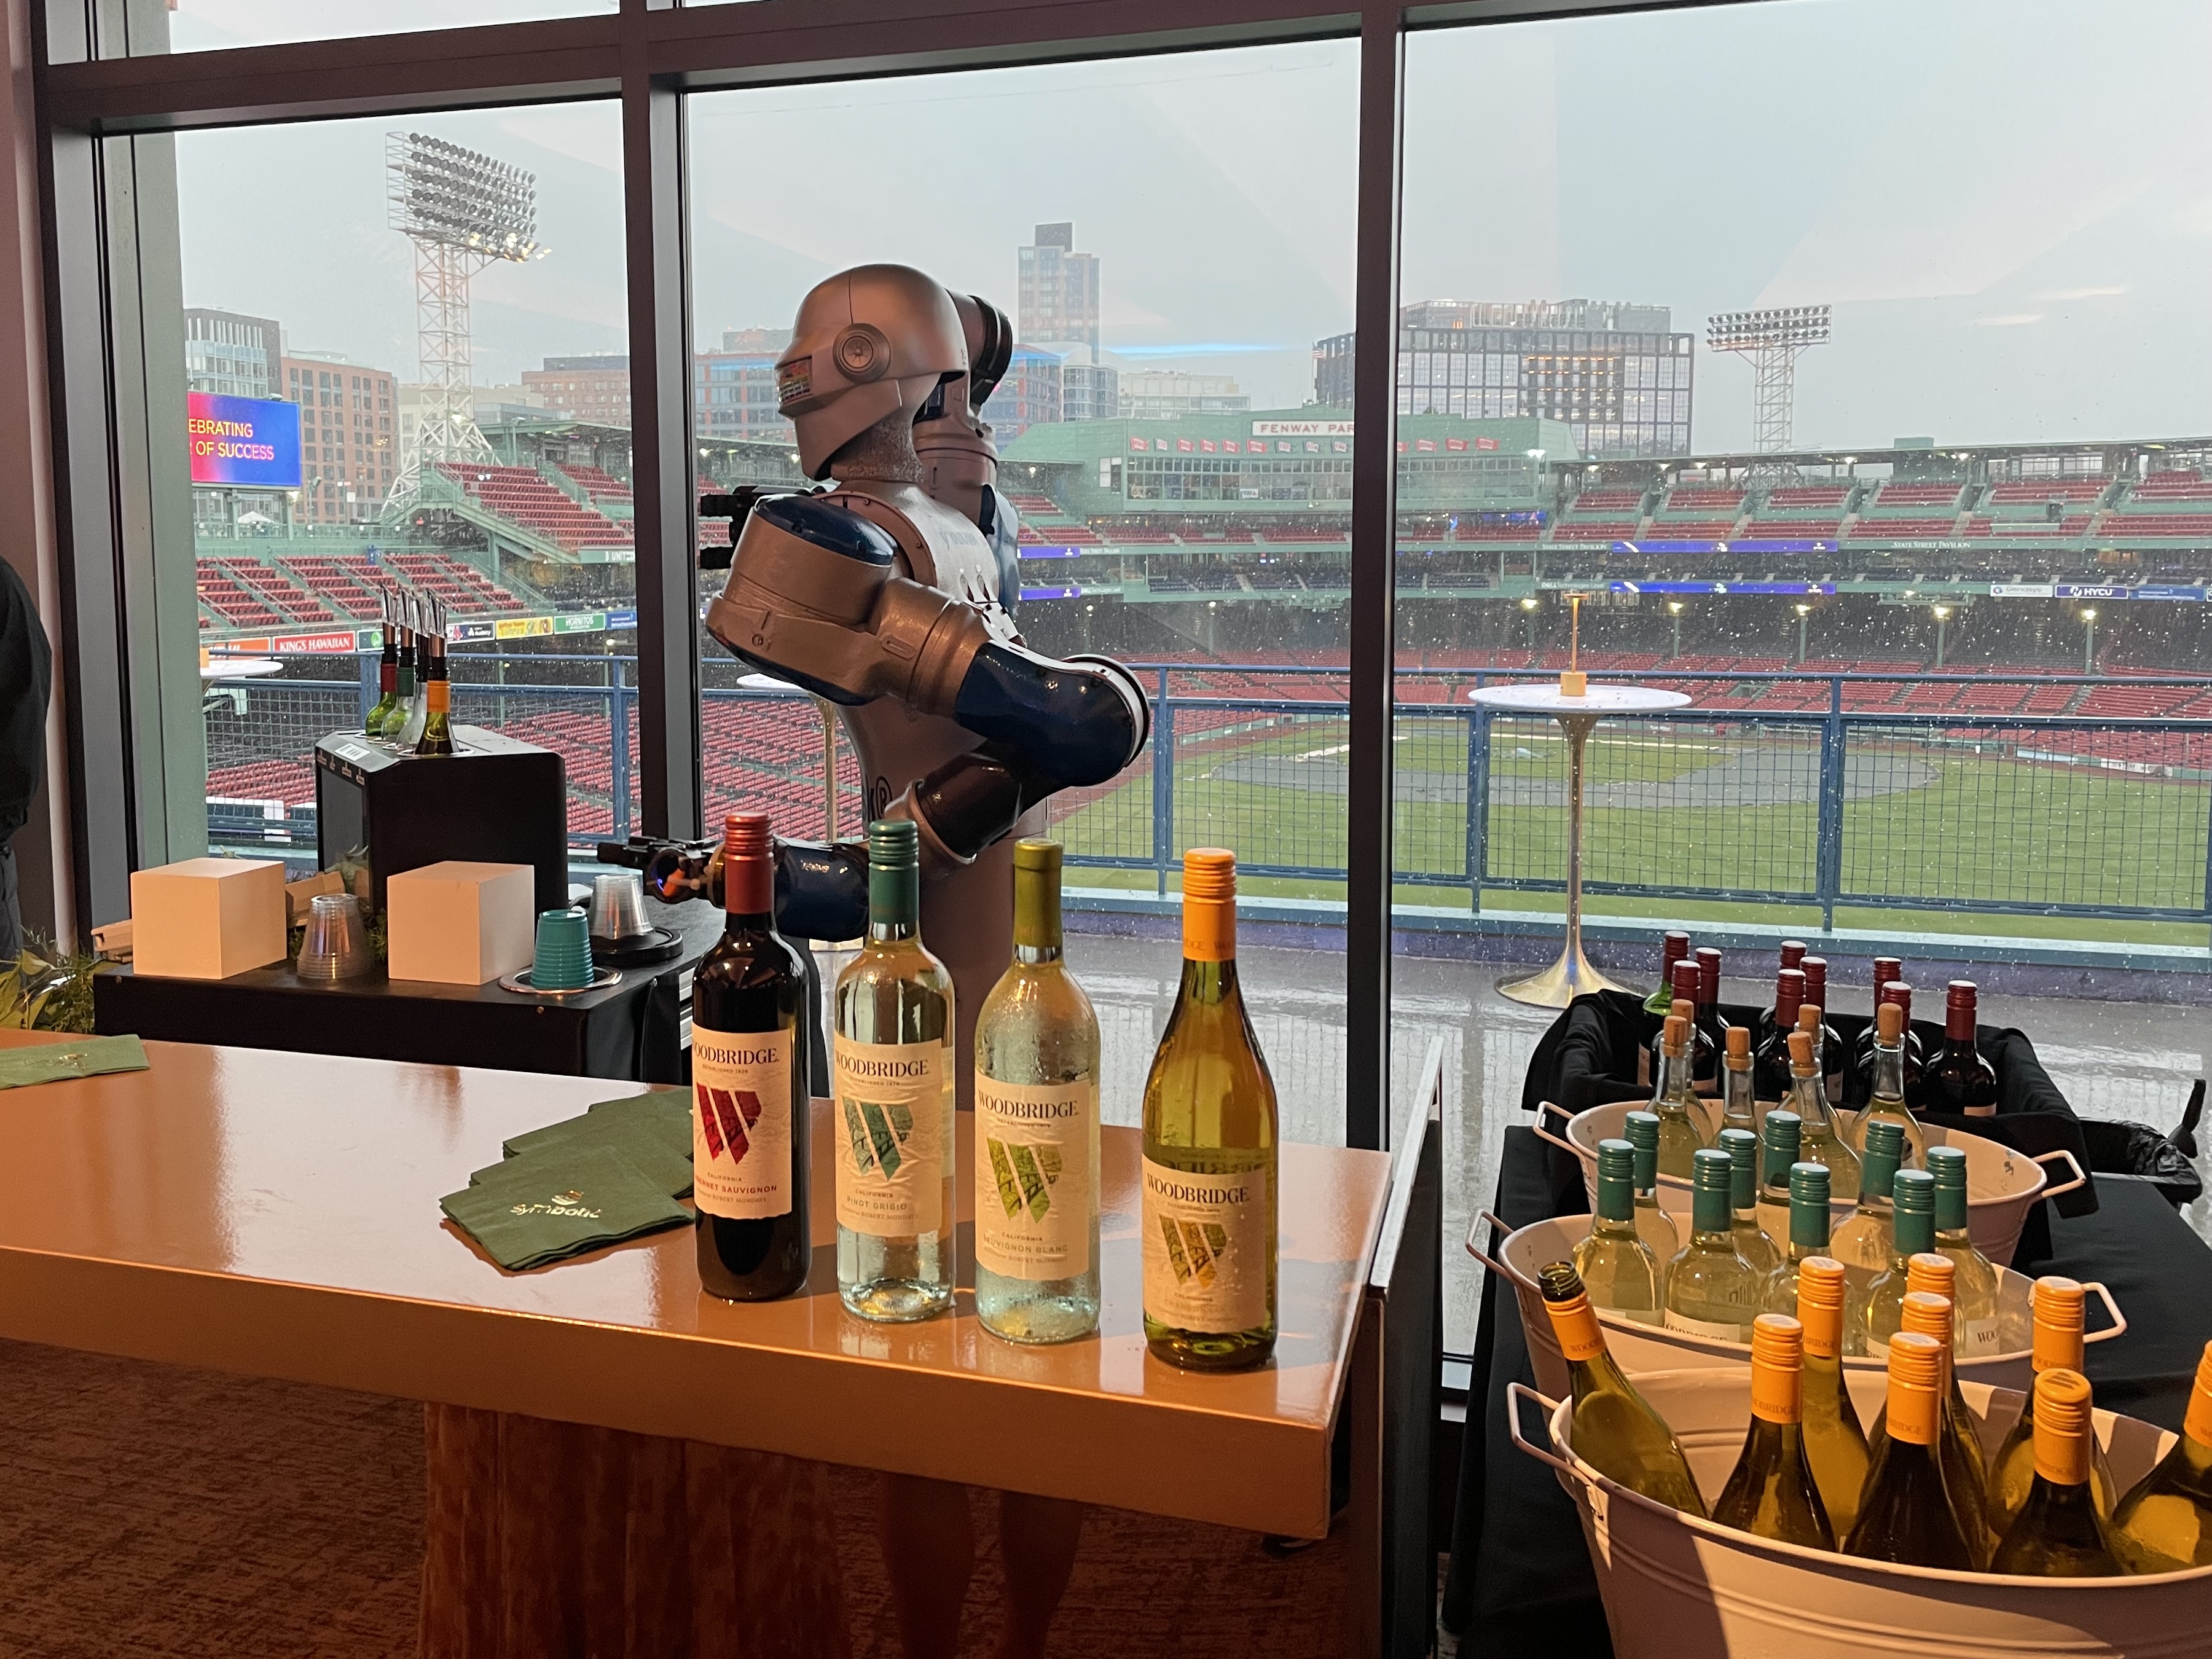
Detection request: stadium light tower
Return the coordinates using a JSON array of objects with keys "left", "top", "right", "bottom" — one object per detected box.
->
[
  {"left": 1706, "top": 305, "right": 1832, "bottom": 455},
  {"left": 386, "top": 132, "right": 549, "bottom": 511}
]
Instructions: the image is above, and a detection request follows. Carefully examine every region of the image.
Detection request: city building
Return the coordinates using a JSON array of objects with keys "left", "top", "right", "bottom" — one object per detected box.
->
[
  {"left": 184, "top": 308, "right": 281, "bottom": 399},
  {"left": 1017, "top": 222, "right": 1100, "bottom": 355},
  {"left": 522, "top": 354, "right": 632, "bottom": 427},
  {"left": 1057, "top": 349, "right": 1120, "bottom": 423},
  {"left": 980, "top": 347, "right": 1064, "bottom": 444},
  {"left": 695, "top": 335, "right": 794, "bottom": 446},
  {"left": 1313, "top": 298, "right": 1695, "bottom": 459},
  {"left": 1116, "top": 368, "right": 1251, "bottom": 421},
  {"left": 283, "top": 353, "right": 397, "bottom": 524}
]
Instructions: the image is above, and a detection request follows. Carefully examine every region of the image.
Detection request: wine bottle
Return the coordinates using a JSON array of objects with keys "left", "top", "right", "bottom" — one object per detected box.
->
[
  {"left": 1761, "top": 1160, "right": 1841, "bottom": 1319},
  {"left": 1577, "top": 1137, "right": 1665, "bottom": 1324},
  {"left": 412, "top": 632, "right": 454, "bottom": 757},
  {"left": 1662, "top": 1147, "right": 1760, "bottom": 1343},
  {"left": 1888, "top": 982, "right": 1929, "bottom": 1107},
  {"left": 1990, "top": 1368, "right": 2125, "bottom": 1577},
  {"left": 1535, "top": 1261, "right": 1708, "bottom": 1517},
  {"left": 1927, "top": 1145, "right": 2001, "bottom": 1360},
  {"left": 1718, "top": 1124, "right": 1778, "bottom": 1277},
  {"left": 1829, "top": 1118, "right": 1905, "bottom": 1328},
  {"left": 1848, "top": 999, "right": 1928, "bottom": 1167},
  {"left": 1796, "top": 1255, "right": 1871, "bottom": 1538},
  {"left": 1863, "top": 1169, "right": 1937, "bottom": 1354},
  {"left": 1623, "top": 1110, "right": 1681, "bottom": 1265},
  {"left": 395, "top": 630, "right": 431, "bottom": 750},
  {"left": 1755, "top": 1110, "right": 1801, "bottom": 1255},
  {"left": 2111, "top": 1339, "right": 2212, "bottom": 1571},
  {"left": 1876, "top": 1277, "right": 1991, "bottom": 1563},
  {"left": 1925, "top": 981, "right": 1999, "bottom": 1118},
  {"left": 1713, "top": 1313, "right": 1836, "bottom": 1549},
  {"left": 1800, "top": 957, "right": 1846, "bottom": 1104},
  {"left": 1788, "top": 1027, "right": 1862, "bottom": 1202},
  {"left": 1692, "top": 947, "right": 1729, "bottom": 1084},
  {"left": 1843, "top": 1330, "right": 1978, "bottom": 1569},
  {"left": 1988, "top": 1277, "right": 2119, "bottom": 1533},
  {"left": 1650, "top": 1012, "right": 1710, "bottom": 1178},
  {"left": 691, "top": 812, "right": 810, "bottom": 1302},
  {"left": 1647, "top": 967, "right": 1716, "bottom": 1088},
  {"left": 1848, "top": 956, "right": 1907, "bottom": 1089},
  {"left": 1752, "top": 968, "right": 1806, "bottom": 1103},
  {"left": 1720, "top": 1026, "right": 1757, "bottom": 1134},
  {"left": 1644, "top": 930, "right": 1692, "bottom": 1016},
  {"left": 832, "top": 818, "right": 957, "bottom": 1322},
  {"left": 974, "top": 839, "right": 1101, "bottom": 1344},
  {"left": 377, "top": 626, "right": 415, "bottom": 740},
  {"left": 1141, "top": 849, "right": 1278, "bottom": 1371},
  {"left": 365, "top": 625, "right": 400, "bottom": 737}
]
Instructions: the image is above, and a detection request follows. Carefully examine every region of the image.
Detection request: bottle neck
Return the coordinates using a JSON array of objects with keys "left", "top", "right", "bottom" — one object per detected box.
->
[
  {"left": 1872, "top": 1037, "right": 1906, "bottom": 1102},
  {"left": 1594, "top": 1167, "right": 1635, "bottom": 1223},
  {"left": 1722, "top": 1064, "right": 1755, "bottom": 1123},
  {"left": 1655, "top": 1045, "right": 1693, "bottom": 1104},
  {"left": 1892, "top": 1208, "right": 1935, "bottom": 1261},
  {"left": 868, "top": 858, "right": 920, "bottom": 943},
  {"left": 1947, "top": 1000, "right": 1977, "bottom": 1043},
  {"left": 726, "top": 849, "right": 774, "bottom": 921},
  {"left": 1788, "top": 1067, "right": 1828, "bottom": 1124},
  {"left": 1012, "top": 861, "right": 1064, "bottom": 963}
]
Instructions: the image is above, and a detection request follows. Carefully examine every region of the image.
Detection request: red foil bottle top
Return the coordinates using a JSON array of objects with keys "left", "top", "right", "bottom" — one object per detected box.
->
[
  {"left": 1873, "top": 956, "right": 1902, "bottom": 990},
  {"left": 1671, "top": 959, "right": 1699, "bottom": 998},
  {"left": 1775, "top": 967, "right": 1805, "bottom": 1024},
  {"left": 1779, "top": 939, "right": 1806, "bottom": 968},
  {"left": 724, "top": 812, "right": 774, "bottom": 914},
  {"left": 1661, "top": 930, "right": 1690, "bottom": 965},
  {"left": 1947, "top": 979, "right": 1977, "bottom": 1040},
  {"left": 1802, "top": 955, "right": 1828, "bottom": 1006},
  {"left": 1888, "top": 981, "right": 1914, "bottom": 1023},
  {"left": 1695, "top": 947, "right": 1721, "bottom": 1002}
]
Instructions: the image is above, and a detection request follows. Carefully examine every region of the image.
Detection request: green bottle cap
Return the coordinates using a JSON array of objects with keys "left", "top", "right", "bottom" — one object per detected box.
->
[
  {"left": 1011, "top": 837, "right": 1064, "bottom": 951},
  {"left": 1928, "top": 1146, "right": 1969, "bottom": 1232},
  {"left": 1864, "top": 1118, "right": 1906, "bottom": 1159},
  {"left": 1789, "top": 1161, "right": 1832, "bottom": 1249},
  {"left": 1690, "top": 1147, "right": 1733, "bottom": 1234},
  {"left": 1859, "top": 1129, "right": 1904, "bottom": 1210},
  {"left": 1892, "top": 1167, "right": 1937, "bottom": 1256},
  {"left": 866, "top": 817, "right": 920, "bottom": 927},
  {"left": 1717, "top": 1127, "right": 1759, "bottom": 1210},
  {"left": 1624, "top": 1110, "right": 1660, "bottom": 1190},
  {"left": 1594, "top": 1139, "right": 1636, "bottom": 1222},
  {"left": 1762, "top": 1111, "right": 1801, "bottom": 1184}
]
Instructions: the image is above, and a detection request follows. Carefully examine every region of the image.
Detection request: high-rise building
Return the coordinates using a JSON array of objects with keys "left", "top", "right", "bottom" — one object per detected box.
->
[
  {"left": 284, "top": 353, "right": 398, "bottom": 524},
  {"left": 695, "top": 334, "right": 794, "bottom": 446},
  {"left": 1312, "top": 299, "right": 1695, "bottom": 458},
  {"left": 980, "top": 347, "right": 1064, "bottom": 444},
  {"left": 184, "top": 308, "right": 281, "bottom": 399},
  {"left": 522, "top": 353, "right": 632, "bottom": 427},
  {"left": 1018, "top": 222, "right": 1100, "bottom": 355},
  {"left": 1116, "top": 369, "right": 1250, "bottom": 422}
]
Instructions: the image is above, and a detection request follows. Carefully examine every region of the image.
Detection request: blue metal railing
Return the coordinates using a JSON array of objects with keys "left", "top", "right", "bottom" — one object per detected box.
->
[{"left": 203, "top": 657, "right": 2212, "bottom": 928}]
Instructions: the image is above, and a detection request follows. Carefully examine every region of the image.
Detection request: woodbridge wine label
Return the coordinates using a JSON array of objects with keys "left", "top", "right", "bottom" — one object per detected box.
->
[
  {"left": 692, "top": 1026, "right": 794, "bottom": 1220},
  {"left": 1140, "top": 1156, "right": 1270, "bottom": 1334},
  {"left": 975, "top": 1077, "right": 1095, "bottom": 1281},
  {"left": 833, "top": 1037, "right": 951, "bottom": 1239}
]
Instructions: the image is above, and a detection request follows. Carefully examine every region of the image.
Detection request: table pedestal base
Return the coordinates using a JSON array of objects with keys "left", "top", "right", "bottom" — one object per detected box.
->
[{"left": 1496, "top": 935, "right": 1627, "bottom": 1010}]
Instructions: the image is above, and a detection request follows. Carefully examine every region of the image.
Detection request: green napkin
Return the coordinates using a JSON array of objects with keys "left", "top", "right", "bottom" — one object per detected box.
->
[
  {"left": 487, "top": 1108, "right": 694, "bottom": 1200},
  {"left": 441, "top": 1147, "right": 690, "bottom": 1271},
  {"left": 587, "top": 1087, "right": 692, "bottom": 1135},
  {"left": 0, "top": 1035, "right": 150, "bottom": 1089}
]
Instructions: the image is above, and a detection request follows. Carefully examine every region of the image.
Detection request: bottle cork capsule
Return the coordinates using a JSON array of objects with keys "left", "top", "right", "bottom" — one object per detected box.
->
[
  {"left": 1878, "top": 999, "right": 1905, "bottom": 1042},
  {"left": 1725, "top": 1025, "right": 1751, "bottom": 1064},
  {"left": 1797, "top": 1003, "right": 1823, "bottom": 1033},
  {"left": 1787, "top": 1029, "right": 1813, "bottom": 1071},
  {"left": 1663, "top": 1013, "right": 1689, "bottom": 1056},
  {"left": 1669, "top": 997, "right": 1693, "bottom": 1023}
]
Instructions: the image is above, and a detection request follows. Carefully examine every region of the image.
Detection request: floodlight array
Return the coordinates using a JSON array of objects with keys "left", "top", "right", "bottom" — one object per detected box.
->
[
  {"left": 386, "top": 132, "right": 544, "bottom": 260},
  {"left": 1705, "top": 305, "right": 1832, "bottom": 352}
]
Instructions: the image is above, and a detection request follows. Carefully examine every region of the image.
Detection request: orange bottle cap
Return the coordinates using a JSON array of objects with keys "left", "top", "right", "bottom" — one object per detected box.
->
[
  {"left": 2030, "top": 1276, "right": 2086, "bottom": 1374},
  {"left": 1884, "top": 1331, "right": 1945, "bottom": 1445},
  {"left": 2032, "top": 1367, "right": 2096, "bottom": 1487},
  {"left": 1749, "top": 1314, "right": 1805, "bottom": 1424},
  {"left": 1899, "top": 1289, "right": 1954, "bottom": 1345},
  {"left": 1794, "top": 1257, "right": 1847, "bottom": 1359},
  {"left": 1905, "top": 1252, "right": 1956, "bottom": 1298}
]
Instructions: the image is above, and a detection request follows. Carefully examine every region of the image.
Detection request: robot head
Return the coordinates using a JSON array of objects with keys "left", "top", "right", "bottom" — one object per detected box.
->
[{"left": 777, "top": 265, "right": 967, "bottom": 479}]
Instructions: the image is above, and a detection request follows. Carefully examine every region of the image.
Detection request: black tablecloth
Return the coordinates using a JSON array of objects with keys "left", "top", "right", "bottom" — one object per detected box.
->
[{"left": 1440, "top": 1127, "right": 2212, "bottom": 1653}]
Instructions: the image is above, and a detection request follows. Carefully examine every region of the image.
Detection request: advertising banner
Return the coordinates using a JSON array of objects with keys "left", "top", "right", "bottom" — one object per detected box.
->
[{"left": 187, "top": 393, "right": 301, "bottom": 488}]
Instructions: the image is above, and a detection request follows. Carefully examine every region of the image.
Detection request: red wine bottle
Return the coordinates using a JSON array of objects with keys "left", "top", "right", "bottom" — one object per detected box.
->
[
  {"left": 692, "top": 812, "right": 812, "bottom": 1300},
  {"left": 1644, "top": 930, "right": 1692, "bottom": 1016},
  {"left": 1800, "top": 955, "right": 1844, "bottom": 1097},
  {"left": 1693, "top": 948, "right": 1730, "bottom": 1081},
  {"left": 1753, "top": 967, "right": 1806, "bottom": 1102},
  {"left": 1924, "top": 981, "right": 1998, "bottom": 1118},
  {"left": 1650, "top": 959, "right": 1716, "bottom": 1085}
]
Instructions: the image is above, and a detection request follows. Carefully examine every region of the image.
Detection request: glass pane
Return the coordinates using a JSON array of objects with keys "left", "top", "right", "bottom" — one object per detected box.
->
[
  {"left": 686, "top": 42, "right": 1359, "bottom": 1142},
  {"left": 125, "top": 1, "right": 615, "bottom": 55},
  {"left": 1397, "top": 0, "right": 2212, "bottom": 1355},
  {"left": 178, "top": 103, "right": 633, "bottom": 861}
]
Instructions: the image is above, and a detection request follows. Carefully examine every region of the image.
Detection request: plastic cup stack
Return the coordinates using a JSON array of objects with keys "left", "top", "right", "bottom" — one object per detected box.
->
[
  {"left": 531, "top": 908, "right": 595, "bottom": 990},
  {"left": 295, "top": 893, "right": 373, "bottom": 982}
]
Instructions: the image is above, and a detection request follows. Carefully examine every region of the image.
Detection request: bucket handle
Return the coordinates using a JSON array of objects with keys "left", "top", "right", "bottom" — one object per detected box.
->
[
  {"left": 1506, "top": 1381, "right": 1588, "bottom": 1488},
  {"left": 2081, "top": 1279, "right": 2129, "bottom": 1346},
  {"left": 1532, "top": 1099, "right": 1583, "bottom": 1160},
  {"left": 2033, "top": 1146, "right": 2088, "bottom": 1203},
  {"left": 1464, "top": 1208, "right": 1541, "bottom": 1292}
]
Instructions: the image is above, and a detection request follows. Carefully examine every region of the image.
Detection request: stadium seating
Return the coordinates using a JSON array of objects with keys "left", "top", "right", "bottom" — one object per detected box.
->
[
  {"left": 1962, "top": 515, "right": 2089, "bottom": 538},
  {"left": 1741, "top": 519, "right": 1843, "bottom": 539},
  {"left": 1764, "top": 486, "right": 1853, "bottom": 510},
  {"left": 1549, "top": 520, "right": 1629, "bottom": 543},
  {"left": 1660, "top": 487, "right": 1745, "bottom": 513},
  {"left": 2128, "top": 471, "right": 2212, "bottom": 501},
  {"left": 1563, "top": 489, "right": 1644, "bottom": 515},
  {"left": 1988, "top": 479, "right": 2106, "bottom": 504},
  {"left": 1645, "top": 520, "right": 1738, "bottom": 539},
  {"left": 557, "top": 462, "right": 633, "bottom": 503},
  {"left": 436, "top": 463, "right": 633, "bottom": 555},
  {"left": 1869, "top": 482, "right": 1965, "bottom": 511},
  {"left": 1848, "top": 517, "right": 1959, "bottom": 539},
  {"left": 2099, "top": 514, "right": 2212, "bottom": 537}
]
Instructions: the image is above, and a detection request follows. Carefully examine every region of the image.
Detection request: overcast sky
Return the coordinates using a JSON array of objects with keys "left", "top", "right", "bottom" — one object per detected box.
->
[{"left": 175, "top": 0, "right": 2212, "bottom": 452}]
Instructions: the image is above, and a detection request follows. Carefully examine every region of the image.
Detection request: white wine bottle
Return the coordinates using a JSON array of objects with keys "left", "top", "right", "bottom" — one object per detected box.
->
[
  {"left": 1796, "top": 1256, "right": 1871, "bottom": 1539},
  {"left": 1576, "top": 1138, "right": 1664, "bottom": 1324},
  {"left": 1755, "top": 1110, "right": 1801, "bottom": 1255},
  {"left": 1720, "top": 1026, "right": 1758, "bottom": 1134},
  {"left": 1989, "top": 1368, "right": 2125, "bottom": 1577},
  {"left": 1862, "top": 1169, "right": 1937, "bottom": 1354},
  {"left": 2112, "top": 1339, "right": 2212, "bottom": 1571},
  {"left": 832, "top": 819, "right": 957, "bottom": 1322},
  {"left": 1760, "top": 1161, "right": 1850, "bottom": 1324},
  {"left": 1988, "top": 1277, "right": 2119, "bottom": 1533},
  {"left": 1829, "top": 1117, "right": 1905, "bottom": 1325},
  {"left": 1843, "top": 1330, "right": 1977, "bottom": 1569},
  {"left": 1849, "top": 998, "right": 1927, "bottom": 1167},
  {"left": 1927, "top": 1145, "right": 2001, "bottom": 1361},
  {"left": 1870, "top": 1277, "right": 1990, "bottom": 1563},
  {"left": 1787, "top": 1027, "right": 1861, "bottom": 1202},
  {"left": 1718, "top": 1126, "right": 1778, "bottom": 1277},
  {"left": 1537, "top": 1261, "right": 1708, "bottom": 1517},
  {"left": 1141, "top": 849, "right": 1278, "bottom": 1371},
  {"left": 1663, "top": 1147, "right": 1759, "bottom": 1343},
  {"left": 974, "top": 839, "right": 1101, "bottom": 1344},
  {"left": 1623, "top": 1110, "right": 1680, "bottom": 1264},
  {"left": 1650, "top": 1011, "right": 1710, "bottom": 1178},
  {"left": 1712, "top": 1313, "right": 1835, "bottom": 1549}
]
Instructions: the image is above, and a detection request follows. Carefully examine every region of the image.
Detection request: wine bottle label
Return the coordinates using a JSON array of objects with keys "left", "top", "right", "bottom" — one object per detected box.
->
[
  {"left": 1750, "top": 1362, "right": 1801, "bottom": 1426},
  {"left": 1798, "top": 1300, "right": 1843, "bottom": 1362},
  {"left": 832, "top": 1037, "right": 949, "bottom": 1239},
  {"left": 1546, "top": 1295, "right": 1606, "bottom": 1362},
  {"left": 691, "top": 1026, "right": 794, "bottom": 1220},
  {"left": 1886, "top": 1384, "right": 1939, "bottom": 1446},
  {"left": 1957, "top": 1316, "right": 2002, "bottom": 1359},
  {"left": 1141, "top": 1155, "right": 1270, "bottom": 1333},
  {"left": 1661, "top": 1308, "right": 1751, "bottom": 1343},
  {"left": 426, "top": 681, "right": 450, "bottom": 713},
  {"left": 975, "top": 1075, "right": 1095, "bottom": 1281},
  {"left": 2035, "top": 1424, "right": 2092, "bottom": 1487}
]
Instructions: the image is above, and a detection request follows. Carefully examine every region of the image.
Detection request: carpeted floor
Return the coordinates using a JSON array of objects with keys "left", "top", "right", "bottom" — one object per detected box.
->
[{"left": 0, "top": 1341, "right": 1348, "bottom": 1658}]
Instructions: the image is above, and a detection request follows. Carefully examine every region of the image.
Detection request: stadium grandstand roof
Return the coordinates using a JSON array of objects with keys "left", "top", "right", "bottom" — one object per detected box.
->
[{"left": 1635, "top": 434, "right": 2212, "bottom": 476}]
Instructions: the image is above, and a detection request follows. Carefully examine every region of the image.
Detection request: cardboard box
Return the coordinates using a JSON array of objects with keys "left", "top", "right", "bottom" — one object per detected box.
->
[
  {"left": 129, "top": 857, "right": 288, "bottom": 979},
  {"left": 385, "top": 861, "right": 535, "bottom": 986}
]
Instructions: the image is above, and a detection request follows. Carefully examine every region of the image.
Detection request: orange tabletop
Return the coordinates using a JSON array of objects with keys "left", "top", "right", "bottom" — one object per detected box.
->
[{"left": 0, "top": 1032, "right": 1389, "bottom": 1539}]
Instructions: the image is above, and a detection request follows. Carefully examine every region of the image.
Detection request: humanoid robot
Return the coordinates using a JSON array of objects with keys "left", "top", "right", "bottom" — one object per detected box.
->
[{"left": 684, "top": 263, "right": 1150, "bottom": 1104}]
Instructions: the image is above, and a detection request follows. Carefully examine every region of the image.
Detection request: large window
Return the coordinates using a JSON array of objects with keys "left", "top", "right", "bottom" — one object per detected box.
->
[{"left": 115, "top": 1, "right": 616, "bottom": 55}]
